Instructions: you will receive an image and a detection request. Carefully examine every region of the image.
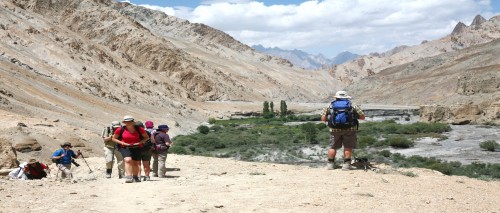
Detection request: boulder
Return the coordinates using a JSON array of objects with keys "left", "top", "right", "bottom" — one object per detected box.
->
[
  {"left": 13, "top": 136, "right": 42, "bottom": 153},
  {"left": 67, "top": 137, "right": 87, "bottom": 148},
  {"left": 0, "top": 138, "right": 17, "bottom": 170}
]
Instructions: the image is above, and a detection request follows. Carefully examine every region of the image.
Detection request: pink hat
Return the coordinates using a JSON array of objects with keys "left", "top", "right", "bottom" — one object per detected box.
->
[{"left": 145, "top": 120, "right": 154, "bottom": 128}]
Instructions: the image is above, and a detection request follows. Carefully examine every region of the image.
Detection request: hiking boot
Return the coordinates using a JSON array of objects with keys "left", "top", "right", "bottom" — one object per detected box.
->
[
  {"left": 133, "top": 176, "right": 141, "bottom": 182},
  {"left": 125, "top": 176, "right": 133, "bottom": 183},
  {"left": 106, "top": 173, "right": 111, "bottom": 178},
  {"left": 106, "top": 169, "right": 112, "bottom": 178},
  {"left": 342, "top": 162, "right": 352, "bottom": 171},
  {"left": 326, "top": 162, "right": 335, "bottom": 170},
  {"left": 143, "top": 176, "right": 150, "bottom": 181}
]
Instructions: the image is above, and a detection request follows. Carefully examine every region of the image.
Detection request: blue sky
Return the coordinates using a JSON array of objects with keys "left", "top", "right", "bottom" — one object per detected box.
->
[{"left": 123, "top": 0, "right": 500, "bottom": 57}]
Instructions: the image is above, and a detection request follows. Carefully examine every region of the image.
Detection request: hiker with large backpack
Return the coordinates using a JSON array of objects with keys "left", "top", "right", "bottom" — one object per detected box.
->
[
  {"left": 51, "top": 142, "right": 82, "bottom": 180},
  {"left": 321, "top": 91, "right": 365, "bottom": 170},
  {"left": 112, "top": 115, "right": 149, "bottom": 183},
  {"left": 151, "top": 124, "right": 172, "bottom": 178},
  {"left": 102, "top": 121, "right": 125, "bottom": 179}
]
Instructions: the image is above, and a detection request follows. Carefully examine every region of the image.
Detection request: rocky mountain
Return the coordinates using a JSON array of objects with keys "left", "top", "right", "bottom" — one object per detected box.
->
[
  {"left": 329, "top": 15, "right": 500, "bottom": 88},
  {"left": 0, "top": 0, "right": 342, "bottom": 166},
  {"left": 252, "top": 45, "right": 359, "bottom": 69}
]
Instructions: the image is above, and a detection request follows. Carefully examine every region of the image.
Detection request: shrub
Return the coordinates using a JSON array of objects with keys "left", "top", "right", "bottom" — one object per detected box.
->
[
  {"left": 386, "top": 136, "right": 414, "bottom": 148},
  {"left": 316, "top": 123, "right": 327, "bottom": 130},
  {"left": 197, "top": 125, "right": 210, "bottom": 134},
  {"left": 208, "top": 117, "right": 216, "bottom": 124},
  {"left": 210, "top": 125, "right": 223, "bottom": 132},
  {"left": 358, "top": 135, "right": 378, "bottom": 148},
  {"left": 169, "top": 146, "right": 188, "bottom": 155},
  {"left": 195, "top": 135, "right": 225, "bottom": 149},
  {"left": 479, "top": 140, "right": 499, "bottom": 151},
  {"left": 378, "top": 150, "right": 392, "bottom": 157},
  {"left": 300, "top": 122, "right": 318, "bottom": 143},
  {"left": 401, "top": 171, "right": 418, "bottom": 177},
  {"left": 258, "top": 135, "right": 279, "bottom": 144}
]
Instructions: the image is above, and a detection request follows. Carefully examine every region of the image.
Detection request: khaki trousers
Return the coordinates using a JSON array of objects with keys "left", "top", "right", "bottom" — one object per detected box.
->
[{"left": 104, "top": 146, "right": 125, "bottom": 177}]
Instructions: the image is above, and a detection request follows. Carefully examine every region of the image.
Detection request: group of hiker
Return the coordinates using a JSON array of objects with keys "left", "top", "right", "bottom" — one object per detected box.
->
[
  {"left": 104, "top": 115, "right": 172, "bottom": 183},
  {"left": 9, "top": 90, "right": 364, "bottom": 182},
  {"left": 9, "top": 115, "right": 172, "bottom": 183}
]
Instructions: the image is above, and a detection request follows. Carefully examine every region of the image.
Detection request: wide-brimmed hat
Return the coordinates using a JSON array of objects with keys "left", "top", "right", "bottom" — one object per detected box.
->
[
  {"left": 123, "top": 115, "right": 134, "bottom": 122},
  {"left": 157, "top": 124, "right": 169, "bottom": 131},
  {"left": 28, "top": 159, "right": 37, "bottom": 164},
  {"left": 111, "top": 121, "right": 121, "bottom": 128},
  {"left": 145, "top": 120, "right": 154, "bottom": 129},
  {"left": 61, "top": 142, "right": 72, "bottom": 148},
  {"left": 334, "top": 90, "right": 351, "bottom": 99}
]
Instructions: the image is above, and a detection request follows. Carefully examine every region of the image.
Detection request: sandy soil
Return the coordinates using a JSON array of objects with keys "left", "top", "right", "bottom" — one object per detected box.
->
[{"left": 1, "top": 154, "right": 499, "bottom": 213}]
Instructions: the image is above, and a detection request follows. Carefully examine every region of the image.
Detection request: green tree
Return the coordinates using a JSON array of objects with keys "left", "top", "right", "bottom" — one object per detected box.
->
[
  {"left": 263, "top": 101, "right": 270, "bottom": 115},
  {"left": 270, "top": 101, "right": 274, "bottom": 114},
  {"left": 263, "top": 101, "right": 274, "bottom": 118},
  {"left": 280, "top": 100, "right": 287, "bottom": 117}
]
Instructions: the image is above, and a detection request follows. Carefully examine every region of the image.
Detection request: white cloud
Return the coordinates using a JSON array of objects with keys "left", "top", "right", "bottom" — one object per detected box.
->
[{"left": 139, "top": 0, "right": 496, "bottom": 57}]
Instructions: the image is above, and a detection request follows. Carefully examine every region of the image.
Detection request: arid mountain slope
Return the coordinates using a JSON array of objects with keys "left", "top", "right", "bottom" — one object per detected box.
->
[
  {"left": 347, "top": 38, "right": 500, "bottom": 124},
  {"left": 0, "top": 0, "right": 337, "bottom": 165},
  {"left": 330, "top": 15, "right": 500, "bottom": 89}
]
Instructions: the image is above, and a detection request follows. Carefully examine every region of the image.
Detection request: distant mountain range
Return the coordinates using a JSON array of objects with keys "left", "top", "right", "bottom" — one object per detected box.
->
[{"left": 252, "top": 45, "right": 359, "bottom": 69}]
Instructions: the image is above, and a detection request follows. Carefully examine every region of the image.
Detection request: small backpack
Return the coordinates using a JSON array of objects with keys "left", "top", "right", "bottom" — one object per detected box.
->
[
  {"left": 327, "top": 99, "right": 358, "bottom": 129},
  {"left": 51, "top": 149, "right": 63, "bottom": 163}
]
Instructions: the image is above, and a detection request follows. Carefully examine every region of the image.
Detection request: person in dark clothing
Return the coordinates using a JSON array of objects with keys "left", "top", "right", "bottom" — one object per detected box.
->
[
  {"left": 152, "top": 124, "right": 173, "bottom": 178},
  {"left": 25, "top": 159, "right": 50, "bottom": 180}
]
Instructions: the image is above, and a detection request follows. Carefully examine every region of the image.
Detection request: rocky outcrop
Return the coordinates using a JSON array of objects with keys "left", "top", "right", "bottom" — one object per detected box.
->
[
  {"left": 420, "top": 99, "right": 500, "bottom": 125},
  {"left": 13, "top": 136, "right": 42, "bottom": 153},
  {"left": 456, "top": 73, "right": 500, "bottom": 95},
  {"left": 471, "top": 15, "right": 487, "bottom": 29},
  {"left": 0, "top": 138, "right": 17, "bottom": 171},
  {"left": 451, "top": 22, "right": 467, "bottom": 35}
]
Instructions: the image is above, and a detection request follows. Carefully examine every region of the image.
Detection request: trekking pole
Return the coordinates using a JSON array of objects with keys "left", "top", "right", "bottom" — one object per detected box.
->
[{"left": 78, "top": 150, "right": 96, "bottom": 179}]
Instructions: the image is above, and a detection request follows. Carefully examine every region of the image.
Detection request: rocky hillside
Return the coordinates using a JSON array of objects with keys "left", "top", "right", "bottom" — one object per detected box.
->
[{"left": 0, "top": 0, "right": 340, "bottom": 167}]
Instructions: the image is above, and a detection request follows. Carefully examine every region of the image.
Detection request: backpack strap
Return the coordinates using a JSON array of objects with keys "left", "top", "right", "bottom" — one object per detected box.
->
[
  {"left": 118, "top": 126, "right": 126, "bottom": 141},
  {"left": 118, "top": 126, "right": 144, "bottom": 141},
  {"left": 136, "top": 126, "right": 144, "bottom": 140}
]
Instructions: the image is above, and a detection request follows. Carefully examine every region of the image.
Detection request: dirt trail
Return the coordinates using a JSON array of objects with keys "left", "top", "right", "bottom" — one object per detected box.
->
[{"left": 1, "top": 155, "right": 499, "bottom": 212}]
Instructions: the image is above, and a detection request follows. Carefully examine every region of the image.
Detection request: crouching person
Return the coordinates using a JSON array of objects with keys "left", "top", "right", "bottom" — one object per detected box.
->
[
  {"left": 51, "top": 142, "right": 81, "bottom": 180},
  {"left": 25, "top": 159, "right": 50, "bottom": 180},
  {"left": 8, "top": 162, "right": 28, "bottom": 180}
]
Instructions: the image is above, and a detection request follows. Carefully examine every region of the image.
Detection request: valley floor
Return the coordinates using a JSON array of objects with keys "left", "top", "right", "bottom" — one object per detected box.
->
[{"left": 1, "top": 155, "right": 499, "bottom": 212}]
